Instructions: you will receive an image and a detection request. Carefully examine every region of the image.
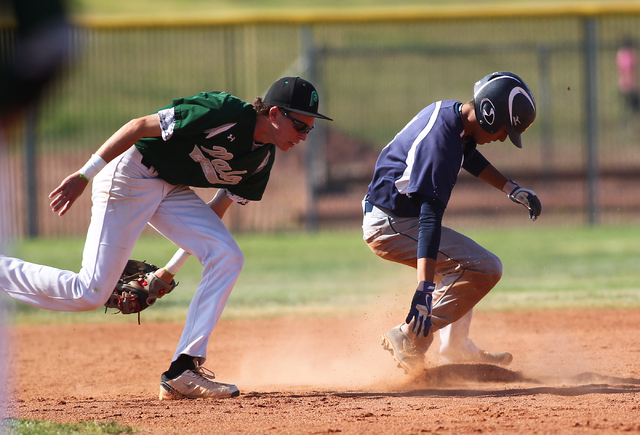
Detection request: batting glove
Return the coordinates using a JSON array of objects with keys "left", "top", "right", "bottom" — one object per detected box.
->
[
  {"left": 502, "top": 180, "right": 542, "bottom": 221},
  {"left": 405, "top": 281, "right": 434, "bottom": 338}
]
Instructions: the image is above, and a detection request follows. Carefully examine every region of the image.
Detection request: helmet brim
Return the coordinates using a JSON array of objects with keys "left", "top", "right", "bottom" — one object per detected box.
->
[{"left": 508, "top": 129, "right": 523, "bottom": 149}]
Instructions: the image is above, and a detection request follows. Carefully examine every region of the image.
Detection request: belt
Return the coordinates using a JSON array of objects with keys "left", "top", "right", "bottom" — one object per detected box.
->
[
  {"left": 141, "top": 156, "right": 152, "bottom": 170},
  {"left": 364, "top": 201, "right": 374, "bottom": 214},
  {"left": 364, "top": 201, "right": 396, "bottom": 217}
]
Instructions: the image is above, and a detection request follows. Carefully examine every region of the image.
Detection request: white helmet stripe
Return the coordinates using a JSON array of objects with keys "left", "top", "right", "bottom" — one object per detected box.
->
[
  {"left": 473, "top": 75, "right": 519, "bottom": 98},
  {"left": 508, "top": 86, "right": 535, "bottom": 127}
]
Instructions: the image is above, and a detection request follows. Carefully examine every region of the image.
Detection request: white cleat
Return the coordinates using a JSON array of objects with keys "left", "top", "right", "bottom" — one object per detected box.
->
[{"left": 159, "top": 364, "right": 239, "bottom": 400}]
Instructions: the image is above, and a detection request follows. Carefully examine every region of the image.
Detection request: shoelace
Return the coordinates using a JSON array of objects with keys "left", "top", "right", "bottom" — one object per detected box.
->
[{"left": 192, "top": 363, "right": 217, "bottom": 382}]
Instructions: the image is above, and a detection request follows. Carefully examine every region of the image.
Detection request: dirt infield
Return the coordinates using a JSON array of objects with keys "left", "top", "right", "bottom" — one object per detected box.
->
[{"left": 5, "top": 308, "right": 640, "bottom": 434}]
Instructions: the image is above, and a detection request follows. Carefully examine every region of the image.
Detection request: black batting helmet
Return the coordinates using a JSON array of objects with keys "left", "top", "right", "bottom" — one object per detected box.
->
[{"left": 473, "top": 71, "right": 536, "bottom": 148}]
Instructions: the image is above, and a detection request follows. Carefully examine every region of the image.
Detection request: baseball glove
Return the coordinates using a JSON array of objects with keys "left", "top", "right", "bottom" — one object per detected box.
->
[{"left": 104, "top": 259, "right": 177, "bottom": 324}]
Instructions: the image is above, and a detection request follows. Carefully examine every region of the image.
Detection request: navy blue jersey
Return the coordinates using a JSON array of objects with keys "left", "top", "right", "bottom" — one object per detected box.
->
[{"left": 365, "top": 100, "right": 465, "bottom": 217}]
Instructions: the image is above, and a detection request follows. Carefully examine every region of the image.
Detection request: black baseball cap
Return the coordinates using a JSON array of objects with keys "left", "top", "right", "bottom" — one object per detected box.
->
[{"left": 264, "top": 76, "right": 333, "bottom": 121}]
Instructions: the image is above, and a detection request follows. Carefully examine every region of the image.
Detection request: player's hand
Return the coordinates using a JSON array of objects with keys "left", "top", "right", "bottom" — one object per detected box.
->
[
  {"left": 405, "top": 281, "right": 434, "bottom": 338},
  {"left": 49, "top": 172, "right": 89, "bottom": 216},
  {"left": 503, "top": 180, "right": 542, "bottom": 221}
]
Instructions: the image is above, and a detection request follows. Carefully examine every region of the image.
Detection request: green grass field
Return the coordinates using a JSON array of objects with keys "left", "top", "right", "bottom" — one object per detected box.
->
[
  {"left": 4, "top": 225, "right": 640, "bottom": 326},
  {"left": 1, "top": 419, "right": 134, "bottom": 435}
]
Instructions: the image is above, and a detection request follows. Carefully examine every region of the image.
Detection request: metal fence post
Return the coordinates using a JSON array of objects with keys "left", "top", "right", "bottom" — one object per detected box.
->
[
  {"left": 538, "top": 43, "right": 554, "bottom": 181},
  {"left": 301, "top": 25, "right": 319, "bottom": 232},
  {"left": 585, "top": 17, "right": 599, "bottom": 225},
  {"left": 24, "top": 103, "right": 38, "bottom": 238}
]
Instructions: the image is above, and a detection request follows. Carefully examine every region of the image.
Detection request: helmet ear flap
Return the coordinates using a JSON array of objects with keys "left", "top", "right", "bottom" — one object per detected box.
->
[
  {"left": 473, "top": 71, "right": 536, "bottom": 147},
  {"left": 478, "top": 98, "right": 497, "bottom": 133}
]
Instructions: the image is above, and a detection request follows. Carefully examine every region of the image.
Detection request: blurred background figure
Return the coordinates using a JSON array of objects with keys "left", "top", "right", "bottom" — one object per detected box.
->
[
  {"left": 616, "top": 37, "right": 640, "bottom": 115},
  {"left": 0, "top": 0, "right": 72, "bottom": 426},
  {"left": 0, "top": 0, "right": 71, "bottom": 127}
]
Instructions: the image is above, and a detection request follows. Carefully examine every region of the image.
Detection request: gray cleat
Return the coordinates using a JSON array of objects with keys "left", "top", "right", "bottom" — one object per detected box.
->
[{"left": 381, "top": 324, "right": 426, "bottom": 375}]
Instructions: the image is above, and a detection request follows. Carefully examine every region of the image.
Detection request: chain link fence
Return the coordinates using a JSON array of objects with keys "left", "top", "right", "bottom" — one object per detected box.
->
[{"left": 2, "top": 3, "right": 640, "bottom": 237}]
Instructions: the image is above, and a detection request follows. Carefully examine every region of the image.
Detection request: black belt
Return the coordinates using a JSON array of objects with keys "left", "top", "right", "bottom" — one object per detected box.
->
[{"left": 141, "top": 156, "right": 152, "bottom": 170}]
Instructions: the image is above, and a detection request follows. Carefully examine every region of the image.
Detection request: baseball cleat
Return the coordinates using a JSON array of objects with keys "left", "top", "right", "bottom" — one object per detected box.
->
[
  {"left": 440, "top": 349, "right": 513, "bottom": 366},
  {"left": 159, "top": 364, "right": 239, "bottom": 400},
  {"left": 476, "top": 350, "right": 513, "bottom": 366},
  {"left": 381, "top": 325, "right": 426, "bottom": 375}
]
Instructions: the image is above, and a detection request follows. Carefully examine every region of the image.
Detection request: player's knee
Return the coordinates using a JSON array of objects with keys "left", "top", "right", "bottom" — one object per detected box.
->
[
  {"left": 484, "top": 254, "right": 503, "bottom": 286},
  {"left": 468, "top": 253, "right": 502, "bottom": 290},
  {"left": 74, "top": 285, "right": 112, "bottom": 311},
  {"left": 202, "top": 240, "right": 244, "bottom": 272},
  {"left": 227, "top": 245, "right": 244, "bottom": 271}
]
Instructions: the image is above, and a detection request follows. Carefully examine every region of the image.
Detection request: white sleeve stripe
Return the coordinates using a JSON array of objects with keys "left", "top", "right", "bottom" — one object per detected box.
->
[
  {"left": 158, "top": 108, "right": 176, "bottom": 141},
  {"left": 225, "top": 189, "right": 250, "bottom": 205},
  {"left": 395, "top": 100, "right": 442, "bottom": 195},
  {"left": 204, "top": 123, "right": 236, "bottom": 139}
]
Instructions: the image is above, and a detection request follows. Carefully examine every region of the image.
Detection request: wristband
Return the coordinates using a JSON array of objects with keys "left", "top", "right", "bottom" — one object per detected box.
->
[
  {"left": 165, "top": 248, "right": 191, "bottom": 276},
  {"left": 501, "top": 179, "right": 518, "bottom": 195},
  {"left": 78, "top": 154, "right": 107, "bottom": 181}
]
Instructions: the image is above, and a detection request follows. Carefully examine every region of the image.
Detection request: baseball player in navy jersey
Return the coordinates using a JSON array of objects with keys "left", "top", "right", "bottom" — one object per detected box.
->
[
  {"left": 363, "top": 71, "right": 540, "bottom": 375},
  {"left": 0, "top": 76, "right": 332, "bottom": 399}
]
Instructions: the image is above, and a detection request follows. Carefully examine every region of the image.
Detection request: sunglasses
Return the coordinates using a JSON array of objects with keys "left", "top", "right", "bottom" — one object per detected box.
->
[{"left": 280, "top": 109, "right": 315, "bottom": 135}]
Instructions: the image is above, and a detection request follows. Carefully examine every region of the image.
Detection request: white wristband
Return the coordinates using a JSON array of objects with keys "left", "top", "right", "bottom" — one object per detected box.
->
[
  {"left": 501, "top": 180, "right": 518, "bottom": 195},
  {"left": 78, "top": 154, "right": 107, "bottom": 181},
  {"left": 165, "top": 248, "right": 192, "bottom": 276}
]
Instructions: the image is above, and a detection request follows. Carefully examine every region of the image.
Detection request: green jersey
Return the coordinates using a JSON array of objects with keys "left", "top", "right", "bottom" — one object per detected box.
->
[{"left": 135, "top": 92, "right": 276, "bottom": 202}]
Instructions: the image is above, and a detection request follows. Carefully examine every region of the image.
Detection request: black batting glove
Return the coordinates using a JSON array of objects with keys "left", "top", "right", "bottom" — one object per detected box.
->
[
  {"left": 405, "top": 281, "right": 434, "bottom": 338},
  {"left": 503, "top": 180, "right": 542, "bottom": 221}
]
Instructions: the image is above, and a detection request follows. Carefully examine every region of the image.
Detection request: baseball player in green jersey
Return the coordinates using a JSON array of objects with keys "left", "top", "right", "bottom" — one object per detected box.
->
[{"left": 0, "top": 76, "right": 332, "bottom": 400}]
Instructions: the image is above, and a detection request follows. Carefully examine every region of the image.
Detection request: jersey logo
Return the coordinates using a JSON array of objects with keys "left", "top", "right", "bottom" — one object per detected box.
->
[
  {"left": 480, "top": 98, "right": 495, "bottom": 125},
  {"left": 189, "top": 145, "right": 247, "bottom": 185}
]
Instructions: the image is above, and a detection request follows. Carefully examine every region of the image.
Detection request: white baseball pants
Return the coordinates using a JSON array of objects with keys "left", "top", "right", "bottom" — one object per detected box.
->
[{"left": 0, "top": 146, "right": 244, "bottom": 364}]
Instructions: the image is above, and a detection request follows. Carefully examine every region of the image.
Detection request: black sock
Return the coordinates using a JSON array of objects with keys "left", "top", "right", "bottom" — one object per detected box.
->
[{"left": 163, "top": 354, "right": 196, "bottom": 380}]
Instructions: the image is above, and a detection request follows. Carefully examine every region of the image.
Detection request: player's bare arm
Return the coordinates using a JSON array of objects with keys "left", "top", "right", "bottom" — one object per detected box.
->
[
  {"left": 49, "top": 114, "right": 162, "bottom": 216},
  {"left": 475, "top": 164, "right": 541, "bottom": 221},
  {"left": 417, "top": 257, "right": 436, "bottom": 284},
  {"left": 476, "top": 164, "right": 509, "bottom": 190},
  {"left": 207, "top": 189, "right": 234, "bottom": 218}
]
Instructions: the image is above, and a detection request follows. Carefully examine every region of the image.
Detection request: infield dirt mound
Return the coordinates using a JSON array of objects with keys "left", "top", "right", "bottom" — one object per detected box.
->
[
  {"left": 421, "top": 363, "right": 534, "bottom": 385},
  {"left": 4, "top": 308, "right": 640, "bottom": 434}
]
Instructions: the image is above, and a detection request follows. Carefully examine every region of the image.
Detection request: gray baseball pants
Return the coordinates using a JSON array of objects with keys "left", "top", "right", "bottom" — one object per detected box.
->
[{"left": 362, "top": 202, "right": 502, "bottom": 352}]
